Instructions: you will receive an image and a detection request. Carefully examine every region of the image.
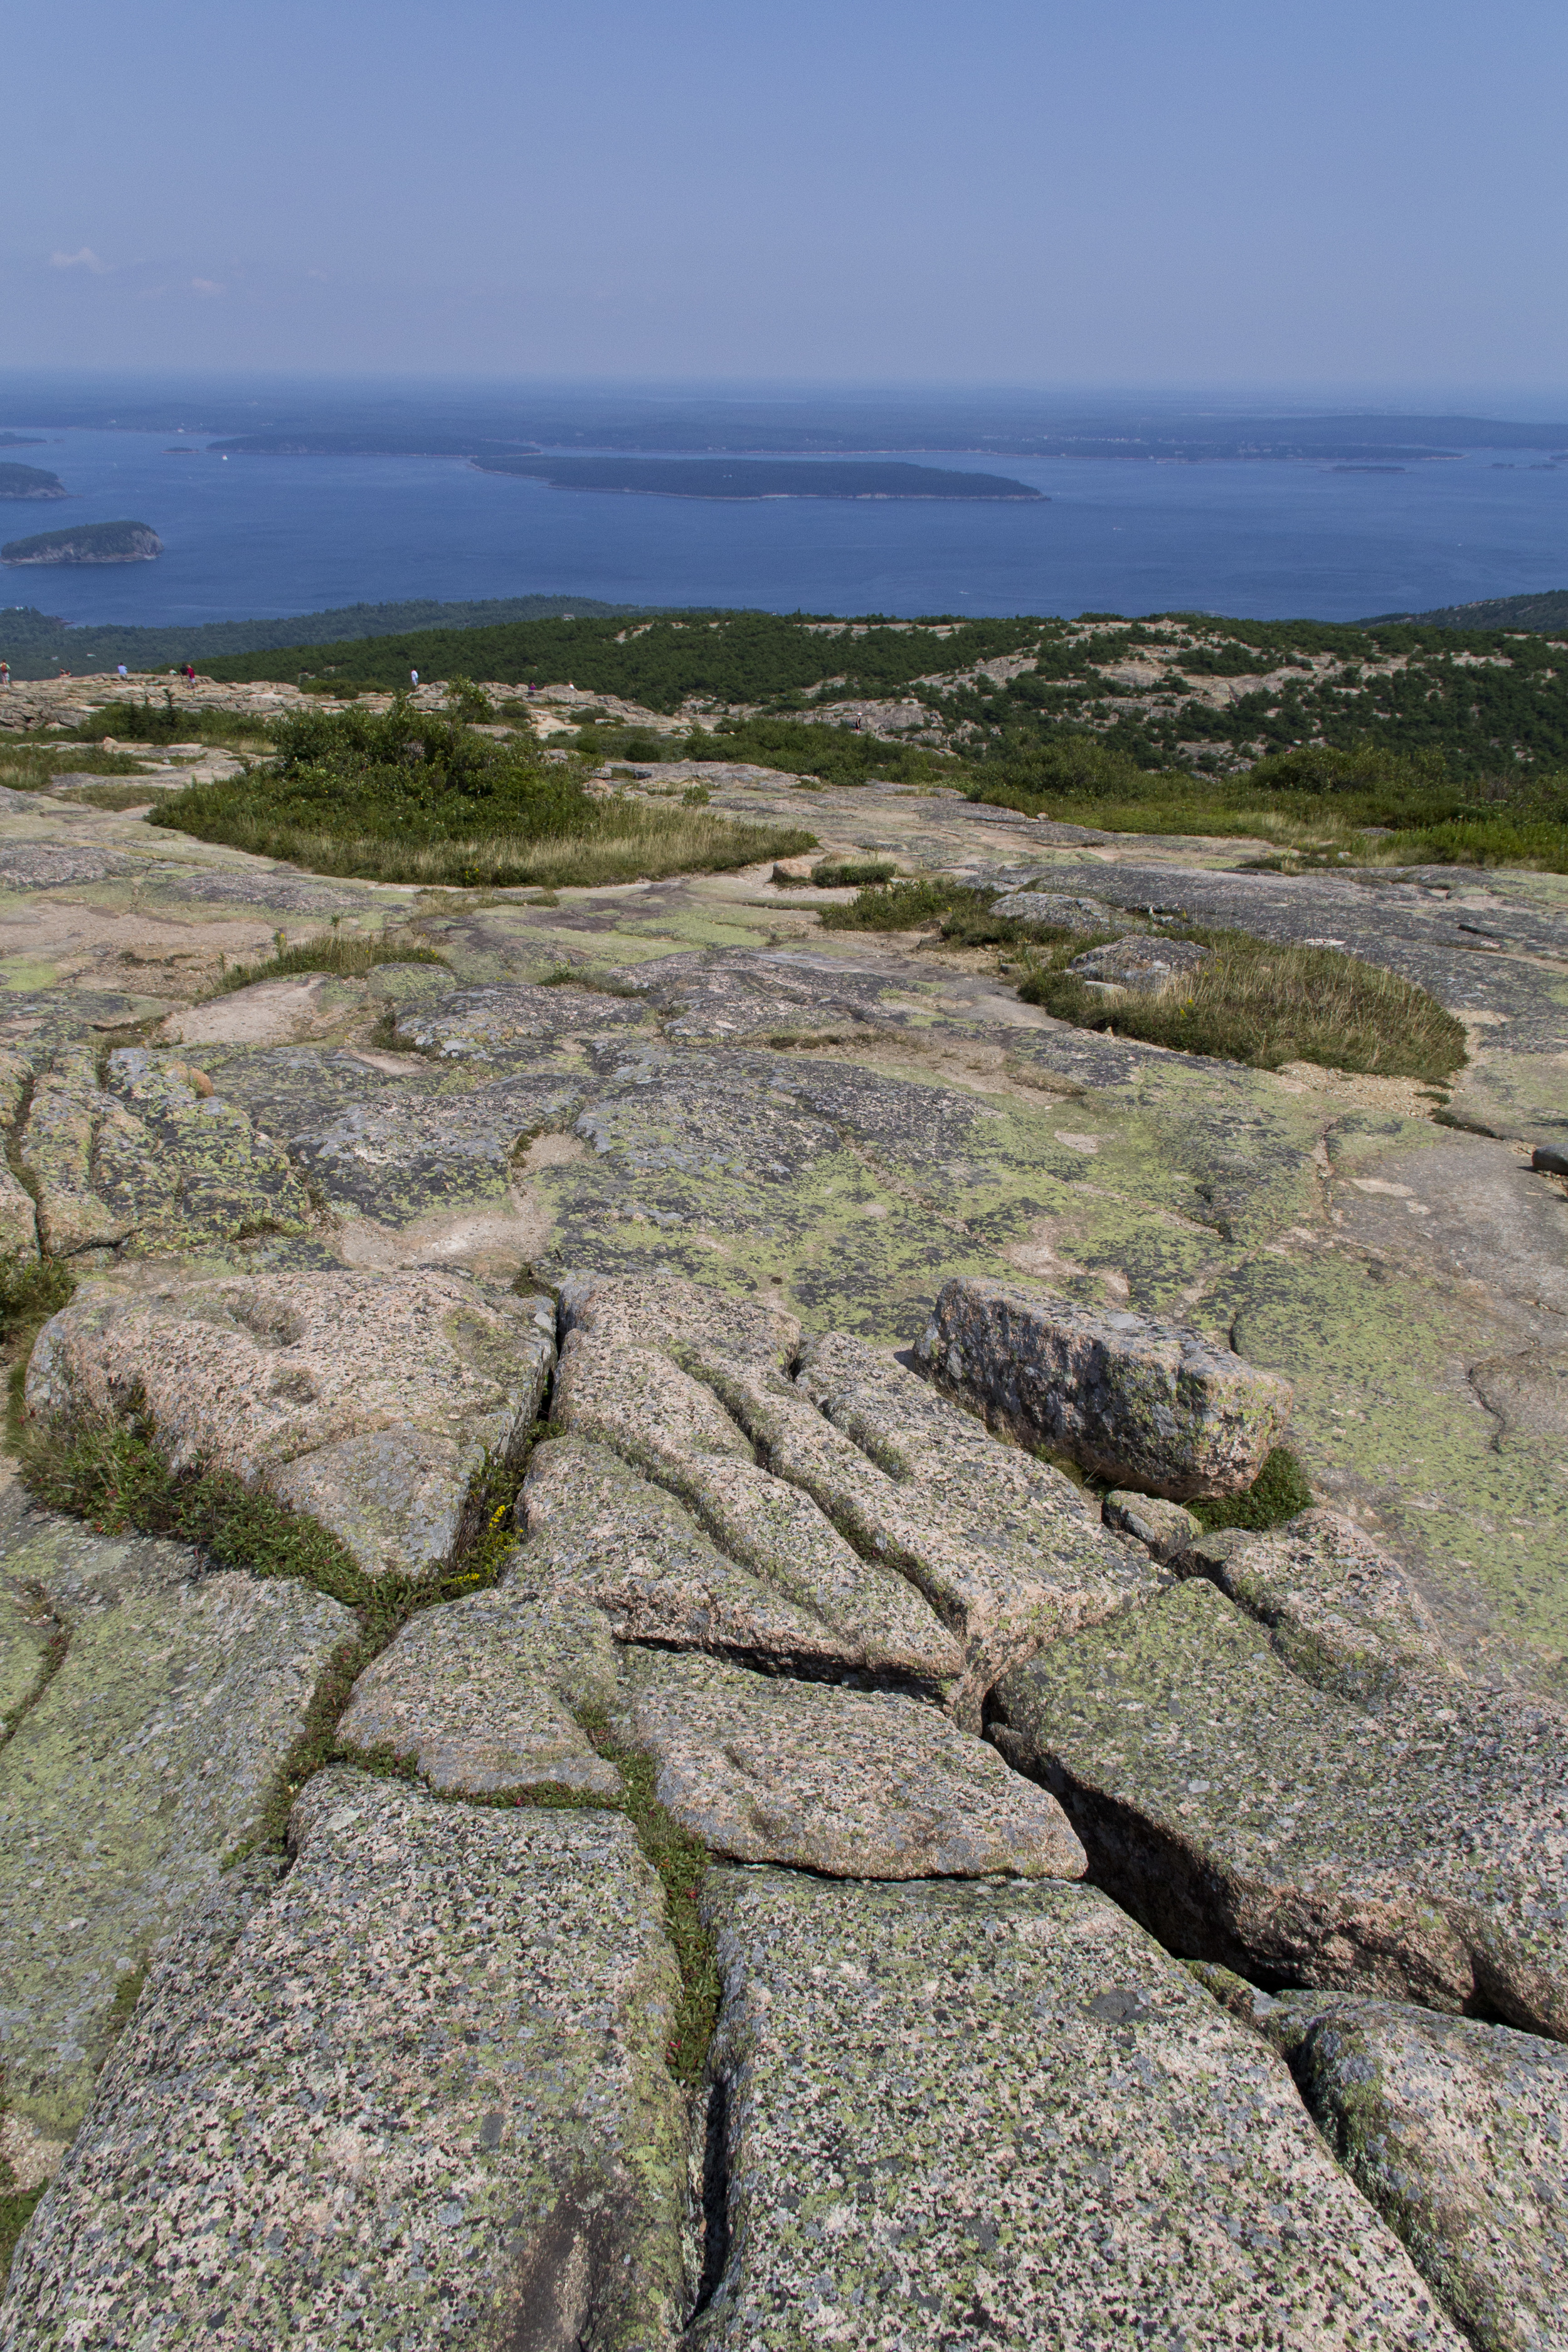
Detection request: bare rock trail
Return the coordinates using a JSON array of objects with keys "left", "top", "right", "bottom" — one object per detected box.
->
[{"left": 0, "top": 716, "right": 1564, "bottom": 2344}]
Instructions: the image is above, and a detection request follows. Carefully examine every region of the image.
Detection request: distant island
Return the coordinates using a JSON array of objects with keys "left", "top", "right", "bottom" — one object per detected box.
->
[
  {"left": 1, "top": 520, "right": 162, "bottom": 566},
  {"left": 0, "top": 464, "right": 66, "bottom": 501},
  {"left": 474, "top": 456, "right": 1046, "bottom": 501},
  {"left": 0, "top": 433, "right": 46, "bottom": 448}
]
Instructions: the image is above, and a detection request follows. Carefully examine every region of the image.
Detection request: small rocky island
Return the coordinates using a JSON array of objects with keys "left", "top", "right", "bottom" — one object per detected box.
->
[
  {"left": 0, "top": 465, "right": 66, "bottom": 502},
  {"left": 0, "top": 520, "right": 162, "bottom": 566}
]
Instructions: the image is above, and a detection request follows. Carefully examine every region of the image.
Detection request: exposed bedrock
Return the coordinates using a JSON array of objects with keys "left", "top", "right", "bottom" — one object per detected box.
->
[
  {"left": 0, "top": 1500, "right": 352, "bottom": 2140},
  {"left": 691, "top": 1869, "right": 1464, "bottom": 2349},
  {"left": 992, "top": 1515, "right": 1568, "bottom": 2037},
  {"left": 1259, "top": 1992, "right": 1568, "bottom": 2352},
  {"left": 917, "top": 1271, "right": 1294, "bottom": 1498},
  {"left": 0, "top": 1772, "right": 691, "bottom": 2351},
  {"left": 24, "top": 1270, "right": 556, "bottom": 1581}
]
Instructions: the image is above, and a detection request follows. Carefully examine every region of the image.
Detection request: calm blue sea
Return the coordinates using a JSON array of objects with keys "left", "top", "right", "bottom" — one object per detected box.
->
[{"left": 5, "top": 426, "right": 1568, "bottom": 628}]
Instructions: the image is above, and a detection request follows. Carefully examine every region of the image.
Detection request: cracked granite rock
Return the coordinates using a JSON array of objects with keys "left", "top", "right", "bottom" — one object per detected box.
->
[
  {"left": 1175, "top": 1508, "right": 1456, "bottom": 1704},
  {"left": 1068, "top": 934, "right": 1212, "bottom": 996},
  {"left": 18, "top": 1047, "right": 132, "bottom": 1257},
  {"left": 516, "top": 1436, "right": 876, "bottom": 1673},
  {"left": 621, "top": 1646, "right": 1086, "bottom": 1878},
  {"left": 917, "top": 1272, "right": 1294, "bottom": 1497},
  {"left": 0, "top": 1772, "right": 688, "bottom": 2350},
  {"left": 0, "top": 1501, "right": 351, "bottom": 2136},
  {"left": 26, "top": 1270, "right": 556, "bottom": 1581},
  {"left": 552, "top": 1327, "right": 961, "bottom": 1690},
  {"left": 987, "top": 887, "right": 1140, "bottom": 932},
  {"left": 1261, "top": 1994, "right": 1567, "bottom": 2352},
  {"left": 395, "top": 980, "right": 649, "bottom": 1058},
  {"left": 336, "top": 1587, "right": 621, "bottom": 1796},
  {"left": 691, "top": 1868, "right": 1463, "bottom": 2350},
  {"left": 557, "top": 1265, "right": 800, "bottom": 1375},
  {"left": 991, "top": 1574, "right": 1568, "bottom": 2037}
]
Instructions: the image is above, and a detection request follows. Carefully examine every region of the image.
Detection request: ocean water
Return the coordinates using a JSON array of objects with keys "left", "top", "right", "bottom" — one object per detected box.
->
[{"left": 4, "top": 426, "right": 1567, "bottom": 628}]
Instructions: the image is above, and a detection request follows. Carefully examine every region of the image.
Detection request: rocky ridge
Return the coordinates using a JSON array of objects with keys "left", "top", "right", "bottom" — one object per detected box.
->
[{"left": 0, "top": 699, "right": 1562, "bottom": 2344}]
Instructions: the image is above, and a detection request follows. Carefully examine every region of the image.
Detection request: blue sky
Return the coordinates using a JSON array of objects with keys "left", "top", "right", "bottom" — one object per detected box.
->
[{"left": 6, "top": 0, "right": 1565, "bottom": 395}]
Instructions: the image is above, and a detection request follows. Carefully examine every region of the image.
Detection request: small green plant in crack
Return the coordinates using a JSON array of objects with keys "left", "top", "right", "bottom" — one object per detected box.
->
[
  {"left": 576, "top": 1703, "right": 718, "bottom": 2085},
  {"left": 1188, "top": 1446, "right": 1313, "bottom": 1533},
  {"left": 205, "top": 921, "right": 450, "bottom": 1000}
]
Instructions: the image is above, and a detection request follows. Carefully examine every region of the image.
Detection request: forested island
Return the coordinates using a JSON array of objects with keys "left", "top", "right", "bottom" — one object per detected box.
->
[
  {"left": 0, "top": 464, "right": 66, "bottom": 501},
  {"left": 1, "top": 520, "right": 162, "bottom": 566},
  {"left": 474, "top": 457, "right": 1045, "bottom": 500}
]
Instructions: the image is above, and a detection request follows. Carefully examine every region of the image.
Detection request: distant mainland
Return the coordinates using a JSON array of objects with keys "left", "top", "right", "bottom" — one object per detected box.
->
[{"left": 1, "top": 520, "right": 162, "bottom": 566}]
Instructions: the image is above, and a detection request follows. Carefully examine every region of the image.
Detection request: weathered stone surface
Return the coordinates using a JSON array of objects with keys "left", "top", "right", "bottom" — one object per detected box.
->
[
  {"left": 622, "top": 1646, "right": 1086, "bottom": 1878},
  {"left": 1104, "top": 1486, "right": 1202, "bottom": 1559},
  {"left": 1069, "top": 933, "right": 1212, "bottom": 995},
  {"left": 99, "top": 1047, "right": 314, "bottom": 1248},
  {"left": 1263, "top": 1994, "right": 1568, "bottom": 2352},
  {"left": 18, "top": 1047, "right": 130, "bottom": 1256},
  {"left": 552, "top": 1327, "right": 963, "bottom": 1690},
  {"left": 988, "top": 887, "right": 1138, "bottom": 932},
  {"left": 0, "top": 1772, "right": 689, "bottom": 2349},
  {"left": 336, "top": 1588, "right": 621, "bottom": 1796},
  {"left": 1175, "top": 1507, "right": 1455, "bottom": 1703},
  {"left": 992, "top": 1576, "right": 1568, "bottom": 2036},
  {"left": 157, "top": 973, "right": 369, "bottom": 1048},
  {"left": 26, "top": 1271, "right": 555, "bottom": 1580},
  {"left": 516, "top": 1435, "right": 872, "bottom": 1673},
  {"left": 395, "top": 980, "right": 649, "bottom": 1058},
  {"left": 702, "top": 1335, "right": 1153, "bottom": 1724},
  {"left": 0, "top": 1503, "right": 351, "bottom": 2136},
  {"left": 692, "top": 1868, "right": 1464, "bottom": 2349},
  {"left": 0, "top": 1579, "right": 55, "bottom": 1727},
  {"left": 558, "top": 1263, "right": 799, "bottom": 1374},
  {"left": 917, "top": 1272, "right": 1295, "bottom": 1497}
]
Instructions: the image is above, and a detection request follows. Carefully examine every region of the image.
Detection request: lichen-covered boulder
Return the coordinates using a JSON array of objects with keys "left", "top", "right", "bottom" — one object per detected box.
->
[
  {"left": 916, "top": 1273, "right": 1293, "bottom": 1498},
  {"left": 26, "top": 1270, "right": 556, "bottom": 1581},
  {"left": 1263, "top": 1994, "right": 1568, "bottom": 2352},
  {"left": 1068, "top": 935, "right": 1211, "bottom": 995},
  {"left": 1103, "top": 1487, "right": 1203, "bottom": 1560}
]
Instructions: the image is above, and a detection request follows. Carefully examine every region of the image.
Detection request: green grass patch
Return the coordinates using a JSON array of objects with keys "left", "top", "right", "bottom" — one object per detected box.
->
[
  {"left": 59, "top": 694, "right": 263, "bottom": 749},
  {"left": 206, "top": 923, "right": 449, "bottom": 997},
  {"left": 575, "top": 1704, "right": 718, "bottom": 2085},
  {"left": 1189, "top": 1447, "right": 1313, "bottom": 1532},
  {"left": 773, "top": 856, "right": 899, "bottom": 889},
  {"left": 1016, "top": 929, "right": 1467, "bottom": 1083},
  {"left": 0, "top": 744, "right": 154, "bottom": 790},
  {"left": 148, "top": 700, "right": 814, "bottom": 884}
]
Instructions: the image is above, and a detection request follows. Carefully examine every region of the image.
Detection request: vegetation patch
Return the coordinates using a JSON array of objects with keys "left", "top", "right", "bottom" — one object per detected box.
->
[
  {"left": 206, "top": 921, "right": 449, "bottom": 998},
  {"left": 1189, "top": 1447, "right": 1314, "bottom": 1532},
  {"left": 773, "top": 857, "right": 899, "bottom": 889},
  {"left": 149, "top": 699, "right": 813, "bottom": 884},
  {"left": 575, "top": 1704, "right": 718, "bottom": 2085},
  {"left": 0, "top": 744, "right": 154, "bottom": 789},
  {"left": 1016, "top": 930, "right": 1467, "bottom": 1083}
]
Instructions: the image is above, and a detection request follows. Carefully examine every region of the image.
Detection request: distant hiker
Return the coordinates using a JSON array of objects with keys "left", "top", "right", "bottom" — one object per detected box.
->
[
  {"left": 184, "top": 662, "right": 195, "bottom": 683},
  {"left": 117, "top": 664, "right": 128, "bottom": 679},
  {"left": 410, "top": 669, "right": 420, "bottom": 688},
  {"left": 0, "top": 662, "right": 9, "bottom": 689}
]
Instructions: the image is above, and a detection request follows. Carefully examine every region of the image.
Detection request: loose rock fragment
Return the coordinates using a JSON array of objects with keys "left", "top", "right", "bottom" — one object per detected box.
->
[
  {"left": 336, "top": 1588, "right": 620, "bottom": 1796},
  {"left": 516, "top": 1436, "right": 870, "bottom": 1674},
  {"left": 26, "top": 1270, "right": 556, "bottom": 1580},
  {"left": 916, "top": 1272, "right": 1294, "bottom": 1497},
  {"left": 1263, "top": 1994, "right": 1568, "bottom": 2352},
  {"left": 992, "top": 1576, "right": 1568, "bottom": 2036},
  {"left": 0, "top": 1503, "right": 352, "bottom": 2136},
  {"left": 1068, "top": 935, "right": 1212, "bottom": 995},
  {"left": 691, "top": 1868, "right": 1463, "bottom": 2349},
  {"left": 0, "top": 1772, "right": 688, "bottom": 2349},
  {"left": 1103, "top": 1486, "right": 1202, "bottom": 1560},
  {"left": 622, "top": 1646, "right": 1086, "bottom": 1878}
]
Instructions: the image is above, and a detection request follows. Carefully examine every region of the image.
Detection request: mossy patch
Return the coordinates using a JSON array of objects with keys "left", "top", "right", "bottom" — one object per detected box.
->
[{"left": 1189, "top": 1447, "right": 1313, "bottom": 1533}]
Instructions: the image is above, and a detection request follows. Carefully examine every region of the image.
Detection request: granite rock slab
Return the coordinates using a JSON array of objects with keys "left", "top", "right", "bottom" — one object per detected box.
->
[
  {"left": 0, "top": 1771, "right": 689, "bottom": 2349},
  {"left": 991, "top": 1576, "right": 1568, "bottom": 2036},
  {"left": 622, "top": 1646, "right": 1086, "bottom": 1878},
  {"left": 516, "top": 1435, "right": 874, "bottom": 1673},
  {"left": 1069, "top": 934, "right": 1212, "bottom": 995},
  {"left": 1263, "top": 1993, "right": 1568, "bottom": 2352},
  {"left": 552, "top": 1327, "right": 962, "bottom": 1689},
  {"left": 691, "top": 1868, "right": 1463, "bottom": 2349},
  {"left": 0, "top": 1504, "right": 351, "bottom": 2136},
  {"left": 558, "top": 1264, "right": 800, "bottom": 1374},
  {"left": 26, "top": 1270, "right": 556, "bottom": 1581},
  {"left": 917, "top": 1272, "right": 1294, "bottom": 1497},
  {"left": 1103, "top": 1486, "right": 1203, "bottom": 1560},
  {"left": 336, "top": 1587, "right": 621, "bottom": 1796},
  {"left": 987, "top": 887, "right": 1139, "bottom": 932},
  {"left": 395, "top": 980, "right": 649, "bottom": 1058}
]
